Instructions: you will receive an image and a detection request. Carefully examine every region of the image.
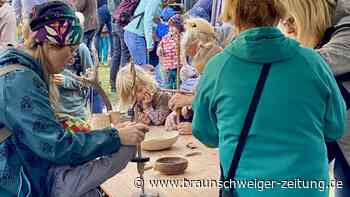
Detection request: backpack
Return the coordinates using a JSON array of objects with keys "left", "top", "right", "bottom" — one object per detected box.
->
[
  {"left": 112, "top": 0, "right": 144, "bottom": 27},
  {"left": 315, "top": 23, "right": 350, "bottom": 109}
]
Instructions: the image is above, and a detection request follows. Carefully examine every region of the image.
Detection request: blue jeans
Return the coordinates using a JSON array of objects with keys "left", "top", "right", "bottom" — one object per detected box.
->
[
  {"left": 98, "top": 35, "right": 109, "bottom": 65},
  {"left": 327, "top": 142, "right": 350, "bottom": 197},
  {"left": 149, "top": 42, "right": 159, "bottom": 67},
  {"left": 83, "top": 29, "right": 96, "bottom": 54},
  {"left": 89, "top": 88, "right": 104, "bottom": 113},
  {"left": 163, "top": 68, "right": 177, "bottom": 89},
  {"left": 95, "top": 4, "right": 113, "bottom": 61},
  {"left": 110, "top": 22, "right": 130, "bottom": 89},
  {"left": 124, "top": 30, "right": 148, "bottom": 65}
]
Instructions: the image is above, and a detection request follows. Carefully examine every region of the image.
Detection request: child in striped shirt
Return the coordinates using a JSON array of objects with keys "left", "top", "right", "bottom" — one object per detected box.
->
[{"left": 157, "top": 14, "right": 184, "bottom": 89}]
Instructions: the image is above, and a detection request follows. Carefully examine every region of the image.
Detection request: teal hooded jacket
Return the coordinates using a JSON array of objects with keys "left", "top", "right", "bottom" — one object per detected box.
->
[
  {"left": 0, "top": 48, "right": 121, "bottom": 197},
  {"left": 193, "top": 27, "right": 347, "bottom": 197}
]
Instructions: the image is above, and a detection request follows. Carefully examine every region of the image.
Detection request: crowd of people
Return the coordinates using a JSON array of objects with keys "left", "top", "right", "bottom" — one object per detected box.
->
[{"left": 0, "top": 0, "right": 349, "bottom": 197}]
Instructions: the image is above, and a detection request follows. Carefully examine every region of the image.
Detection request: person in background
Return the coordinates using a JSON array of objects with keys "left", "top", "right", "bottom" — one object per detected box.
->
[
  {"left": 0, "top": 0, "right": 16, "bottom": 53},
  {"left": 165, "top": 17, "right": 223, "bottom": 135},
  {"left": 108, "top": 0, "right": 130, "bottom": 92},
  {"left": 72, "top": 0, "right": 98, "bottom": 54},
  {"left": 155, "top": 6, "right": 176, "bottom": 41},
  {"left": 167, "top": 17, "right": 222, "bottom": 112},
  {"left": 72, "top": 0, "right": 105, "bottom": 114},
  {"left": 193, "top": 0, "right": 346, "bottom": 196},
  {"left": 97, "top": 25, "right": 110, "bottom": 66},
  {"left": 0, "top": 2, "right": 148, "bottom": 197},
  {"left": 11, "top": 0, "right": 48, "bottom": 46},
  {"left": 153, "top": 6, "right": 176, "bottom": 87},
  {"left": 157, "top": 14, "right": 184, "bottom": 89},
  {"left": 123, "top": 0, "right": 175, "bottom": 68},
  {"left": 12, "top": 0, "right": 48, "bottom": 24},
  {"left": 95, "top": 0, "right": 112, "bottom": 66},
  {"left": 53, "top": 12, "right": 94, "bottom": 121},
  {"left": 280, "top": 0, "right": 350, "bottom": 196}
]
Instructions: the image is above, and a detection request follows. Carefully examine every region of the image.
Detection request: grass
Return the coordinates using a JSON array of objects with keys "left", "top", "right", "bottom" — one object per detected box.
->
[{"left": 97, "top": 64, "right": 118, "bottom": 107}]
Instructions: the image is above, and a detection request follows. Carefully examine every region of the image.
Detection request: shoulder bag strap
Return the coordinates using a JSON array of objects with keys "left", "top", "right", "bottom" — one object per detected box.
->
[{"left": 220, "top": 62, "right": 272, "bottom": 196}]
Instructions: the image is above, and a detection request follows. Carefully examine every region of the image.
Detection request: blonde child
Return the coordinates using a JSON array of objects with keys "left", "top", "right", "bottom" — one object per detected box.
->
[
  {"left": 117, "top": 63, "right": 172, "bottom": 125},
  {"left": 157, "top": 14, "right": 184, "bottom": 89}
]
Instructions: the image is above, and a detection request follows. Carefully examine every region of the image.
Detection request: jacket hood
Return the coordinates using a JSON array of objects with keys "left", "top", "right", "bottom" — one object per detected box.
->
[
  {"left": 0, "top": 48, "right": 45, "bottom": 81},
  {"left": 225, "top": 27, "right": 300, "bottom": 64},
  {"left": 331, "top": 0, "right": 350, "bottom": 25}
]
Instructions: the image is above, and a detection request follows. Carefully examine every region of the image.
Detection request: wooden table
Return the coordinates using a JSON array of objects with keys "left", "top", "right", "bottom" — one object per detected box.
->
[{"left": 101, "top": 128, "right": 220, "bottom": 197}]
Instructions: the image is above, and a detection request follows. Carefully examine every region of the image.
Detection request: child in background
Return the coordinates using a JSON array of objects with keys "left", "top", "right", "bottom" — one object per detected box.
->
[
  {"left": 179, "top": 62, "right": 198, "bottom": 92},
  {"left": 165, "top": 18, "right": 223, "bottom": 134},
  {"left": 116, "top": 64, "right": 172, "bottom": 126},
  {"left": 155, "top": 6, "right": 176, "bottom": 40},
  {"left": 157, "top": 14, "right": 184, "bottom": 89},
  {"left": 153, "top": 6, "right": 176, "bottom": 86},
  {"left": 97, "top": 25, "right": 110, "bottom": 66}
]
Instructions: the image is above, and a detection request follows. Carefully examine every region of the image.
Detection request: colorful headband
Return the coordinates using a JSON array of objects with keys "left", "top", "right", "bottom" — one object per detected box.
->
[
  {"left": 31, "top": 19, "right": 82, "bottom": 46},
  {"left": 29, "top": 1, "right": 83, "bottom": 46}
]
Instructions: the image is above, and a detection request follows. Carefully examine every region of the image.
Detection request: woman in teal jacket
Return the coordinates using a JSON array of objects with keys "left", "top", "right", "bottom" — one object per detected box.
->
[
  {"left": 0, "top": 2, "right": 148, "bottom": 197},
  {"left": 192, "top": 0, "right": 347, "bottom": 196}
]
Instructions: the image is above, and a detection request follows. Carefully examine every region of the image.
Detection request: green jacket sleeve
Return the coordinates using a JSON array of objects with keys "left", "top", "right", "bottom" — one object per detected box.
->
[
  {"left": 192, "top": 63, "right": 219, "bottom": 148},
  {"left": 321, "top": 61, "right": 348, "bottom": 142},
  {"left": 144, "top": 0, "right": 161, "bottom": 49},
  {"left": 61, "top": 70, "right": 84, "bottom": 90},
  {"left": 4, "top": 69, "right": 121, "bottom": 165}
]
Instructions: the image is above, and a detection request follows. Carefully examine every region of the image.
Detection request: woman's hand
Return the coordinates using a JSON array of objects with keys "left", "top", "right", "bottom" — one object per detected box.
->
[
  {"left": 137, "top": 112, "right": 152, "bottom": 125},
  {"left": 157, "top": 45, "right": 163, "bottom": 57},
  {"left": 53, "top": 74, "right": 65, "bottom": 86},
  {"left": 177, "top": 122, "right": 192, "bottom": 135},
  {"left": 168, "top": 93, "right": 193, "bottom": 111},
  {"left": 143, "top": 64, "right": 155, "bottom": 72},
  {"left": 114, "top": 121, "right": 135, "bottom": 129},
  {"left": 142, "top": 91, "right": 153, "bottom": 110},
  {"left": 181, "top": 106, "right": 192, "bottom": 119},
  {"left": 117, "top": 123, "right": 149, "bottom": 145},
  {"left": 165, "top": 111, "right": 178, "bottom": 131}
]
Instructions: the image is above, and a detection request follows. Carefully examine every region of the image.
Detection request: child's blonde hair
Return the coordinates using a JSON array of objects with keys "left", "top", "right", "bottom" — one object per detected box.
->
[
  {"left": 117, "top": 64, "right": 157, "bottom": 107},
  {"left": 182, "top": 18, "right": 222, "bottom": 73},
  {"left": 281, "top": 0, "right": 333, "bottom": 48}
]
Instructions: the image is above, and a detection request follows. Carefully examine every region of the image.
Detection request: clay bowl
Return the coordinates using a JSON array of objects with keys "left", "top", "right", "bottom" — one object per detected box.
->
[
  {"left": 154, "top": 156, "right": 188, "bottom": 175},
  {"left": 141, "top": 130, "right": 179, "bottom": 151}
]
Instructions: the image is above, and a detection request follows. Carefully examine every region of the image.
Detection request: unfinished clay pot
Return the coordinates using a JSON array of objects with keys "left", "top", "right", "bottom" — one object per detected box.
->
[
  {"left": 90, "top": 111, "right": 125, "bottom": 130},
  {"left": 90, "top": 113, "right": 111, "bottom": 130},
  {"left": 109, "top": 111, "right": 121, "bottom": 126},
  {"left": 141, "top": 130, "right": 179, "bottom": 151},
  {"left": 154, "top": 156, "right": 188, "bottom": 175}
]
